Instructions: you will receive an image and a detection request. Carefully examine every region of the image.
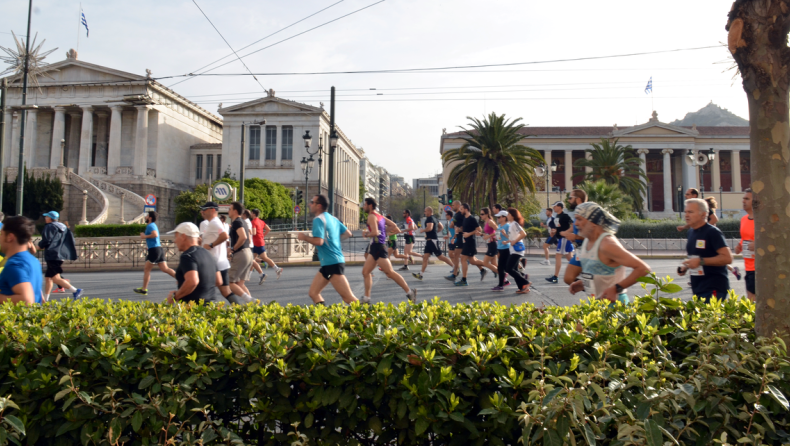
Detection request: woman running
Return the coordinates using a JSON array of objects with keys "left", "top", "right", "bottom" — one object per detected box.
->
[
  {"left": 491, "top": 210, "right": 512, "bottom": 292},
  {"left": 479, "top": 208, "right": 499, "bottom": 277},
  {"left": 502, "top": 208, "right": 531, "bottom": 294},
  {"left": 385, "top": 214, "right": 408, "bottom": 263}
]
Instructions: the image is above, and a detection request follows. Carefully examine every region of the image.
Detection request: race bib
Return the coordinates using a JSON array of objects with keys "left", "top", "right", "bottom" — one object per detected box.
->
[
  {"left": 689, "top": 267, "right": 705, "bottom": 276},
  {"left": 696, "top": 240, "right": 706, "bottom": 249},
  {"left": 742, "top": 241, "right": 754, "bottom": 259},
  {"left": 580, "top": 272, "right": 594, "bottom": 294}
]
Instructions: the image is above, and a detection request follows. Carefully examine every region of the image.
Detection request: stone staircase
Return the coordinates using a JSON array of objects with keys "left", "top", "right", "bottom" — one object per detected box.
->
[{"left": 82, "top": 173, "right": 146, "bottom": 224}]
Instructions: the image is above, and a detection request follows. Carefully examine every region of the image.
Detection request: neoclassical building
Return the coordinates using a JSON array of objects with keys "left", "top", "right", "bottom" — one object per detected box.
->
[
  {"left": 218, "top": 92, "right": 361, "bottom": 227},
  {"left": 1, "top": 49, "right": 222, "bottom": 229},
  {"left": 440, "top": 111, "right": 750, "bottom": 219}
]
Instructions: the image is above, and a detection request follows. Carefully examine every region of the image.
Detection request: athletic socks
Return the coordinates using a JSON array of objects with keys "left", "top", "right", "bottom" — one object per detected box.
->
[{"left": 66, "top": 286, "right": 77, "bottom": 293}]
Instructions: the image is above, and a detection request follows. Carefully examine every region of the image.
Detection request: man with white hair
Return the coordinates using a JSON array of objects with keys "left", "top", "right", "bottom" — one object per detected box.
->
[
  {"left": 677, "top": 198, "right": 733, "bottom": 301},
  {"left": 567, "top": 202, "right": 650, "bottom": 303},
  {"left": 166, "top": 222, "right": 221, "bottom": 304}
]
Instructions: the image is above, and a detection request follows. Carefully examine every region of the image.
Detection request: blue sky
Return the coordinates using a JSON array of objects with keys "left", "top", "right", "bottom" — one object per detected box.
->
[{"left": 2, "top": 0, "right": 746, "bottom": 183}]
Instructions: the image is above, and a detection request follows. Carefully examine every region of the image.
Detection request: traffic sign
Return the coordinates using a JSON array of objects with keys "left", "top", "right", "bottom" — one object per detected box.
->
[
  {"left": 218, "top": 204, "right": 231, "bottom": 213},
  {"left": 145, "top": 194, "right": 157, "bottom": 206},
  {"left": 144, "top": 205, "right": 156, "bottom": 214},
  {"left": 444, "top": 205, "right": 452, "bottom": 213},
  {"left": 212, "top": 182, "right": 232, "bottom": 201},
  {"left": 294, "top": 205, "right": 301, "bottom": 214}
]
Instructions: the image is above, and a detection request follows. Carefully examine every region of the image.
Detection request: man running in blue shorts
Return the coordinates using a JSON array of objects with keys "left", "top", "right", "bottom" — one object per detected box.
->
[
  {"left": 561, "top": 189, "right": 587, "bottom": 284},
  {"left": 546, "top": 201, "right": 574, "bottom": 284}
]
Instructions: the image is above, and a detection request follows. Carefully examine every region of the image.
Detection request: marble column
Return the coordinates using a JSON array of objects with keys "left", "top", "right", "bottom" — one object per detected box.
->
[
  {"left": 682, "top": 149, "right": 698, "bottom": 192},
  {"left": 564, "top": 149, "right": 573, "bottom": 189},
  {"left": 24, "top": 108, "right": 38, "bottom": 169},
  {"left": 275, "top": 125, "right": 282, "bottom": 165},
  {"left": 94, "top": 111, "right": 109, "bottom": 169},
  {"left": 49, "top": 107, "right": 66, "bottom": 168},
  {"left": 711, "top": 149, "right": 721, "bottom": 193},
  {"left": 637, "top": 148, "right": 649, "bottom": 211},
  {"left": 77, "top": 106, "right": 94, "bottom": 174},
  {"left": 67, "top": 112, "right": 82, "bottom": 168},
  {"left": 543, "top": 149, "right": 552, "bottom": 191},
  {"left": 134, "top": 105, "right": 150, "bottom": 176},
  {"left": 662, "top": 149, "right": 674, "bottom": 212},
  {"left": 107, "top": 105, "right": 122, "bottom": 174},
  {"left": 731, "top": 150, "right": 742, "bottom": 192},
  {"left": 585, "top": 151, "right": 592, "bottom": 174}
]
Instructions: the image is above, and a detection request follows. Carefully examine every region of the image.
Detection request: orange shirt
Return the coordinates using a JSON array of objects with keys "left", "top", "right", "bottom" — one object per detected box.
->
[{"left": 740, "top": 214, "right": 754, "bottom": 271}]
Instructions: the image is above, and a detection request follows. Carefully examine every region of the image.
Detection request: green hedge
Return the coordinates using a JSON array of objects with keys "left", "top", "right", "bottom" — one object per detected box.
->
[
  {"left": 74, "top": 224, "right": 147, "bottom": 238},
  {"left": 616, "top": 218, "right": 740, "bottom": 238},
  {"left": 0, "top": 278, "right": 787, "bottom": 445}
]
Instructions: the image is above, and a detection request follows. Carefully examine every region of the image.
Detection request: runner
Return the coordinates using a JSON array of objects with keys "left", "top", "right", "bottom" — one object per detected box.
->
[
  {"left": 703, "top": 197, "right": 740, "bottom": 279},
  {"left": 134, "top": 211, "right": 176, "bottom": 295},
  {"left": 567, "top": 202, "right": 650, "bottom": 304},
  {"left": 0, "top": 216, "right": 43, "bottom": 305},
  {"left": 455, "top": 203, "right": 489, "bottom": 286},
  {"left": 242, "top": 209, "right": 267, "bottom": 284},
  {"left": 677, "top": 198, "right": 733, "bottom": 302},
  {"left": 361, "top": 198, "right": 417, "bottom": 303},
  {"left": 734, "top": 188, "right": 755, "bottom": 301},
  {"left": 398, "top": 209, "right": 417, "bottom": 271},
  {"left": 479, "top": 207, "right": 500, "bottom": 277},
  {"left": 442, "top": 210, "right": 457, "bottom": 273},
  {"left": 676, "top": 188, "right": 700, "bottom": 232},
  {"left": 199, "top": 202, "right": 241, "bottom": 304},
  {"left": 227, "top": 202, "right": 255, "bottom": 304},
  {"left": 385, "top": 214, "right": 409, "bottom": 264},
  {"left": 500, "top": 208, "right": 531, "bottom": 294},
  {"left": 560, "top": 189, "right": 588, "bottom": 286},
  {"left": 251, "top": 209, "right": 283, "bottom": 279},
  {"left": 38, "top": 211, "right": 82, "bottom": 301},
  {"left": 411, "top": 207, "right": 454, "bottom": 280},
  {"left": 446, "top": 200, "right": 465, "bottom": 281},
  {"left": 491, "top": 210, "right": 513, "bottom": 291},
  {"left": 166, "top": 222, "right": 221, "bottom": 305},
  {"left": 540, "top": 208, "right": 557, "bottom": 265},
  {"left": 545, "top": 202, "right": 574, "bottom": 284},
  {"left": 296, "top": 195, "right": 359, "bottom": 305}
]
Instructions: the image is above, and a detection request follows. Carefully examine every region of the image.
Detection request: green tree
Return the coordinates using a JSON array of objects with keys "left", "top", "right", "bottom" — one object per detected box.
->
[
  {"left": 442, "top": 112, "right": 544, "bottom": 209},
  {"left": 572, "top": 138, "right": 648, "bottom": 212},
  {"left": 2, "top": 168, "right": 64, "bottom": 221},
  {"left": 576, "top": 180, "right": 634, "bottom": 220},
  {"left": 174, "top": 179, "right": 294, "bottom": 224}
]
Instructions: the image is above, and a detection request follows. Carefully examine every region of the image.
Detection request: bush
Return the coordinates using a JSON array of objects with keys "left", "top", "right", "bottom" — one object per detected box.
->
[
  {"left": 617, "top": 218, "right": 740, "bottom": 238},
  {"left": 74, "top": 224, "right": 147, "bottom": 237},
  {"left": 0, "top": 277, "right": 787, "bottom": 445}
]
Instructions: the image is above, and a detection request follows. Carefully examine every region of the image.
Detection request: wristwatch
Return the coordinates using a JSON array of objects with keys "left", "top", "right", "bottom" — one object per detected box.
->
[
  {"left": 615, "top": 283, "right": 624, "bottom": 294},
  {"left": 700, "top": 258, "right": 705, "bottom": 266},
  {"left": 209, "top": 242, "right": 214, "bottom": 248}
]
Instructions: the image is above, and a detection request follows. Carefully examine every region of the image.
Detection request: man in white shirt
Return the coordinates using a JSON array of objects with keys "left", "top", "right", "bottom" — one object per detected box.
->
[{"left": 198, "top": 202, "right": 240, "bottom": 303}]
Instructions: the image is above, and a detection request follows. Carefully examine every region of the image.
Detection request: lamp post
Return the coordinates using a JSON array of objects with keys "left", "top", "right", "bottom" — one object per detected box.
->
[
  {"left": 534, "top": 160, "right": 558, "bottom": 209},
  {"left": 719, "top": 186, "right": 724, "bottom": 218},
  {"left": 677, "top": 185, "right": 683, "bottom": 219},
  {"left": 689, "top": 148, "right": 716, "bottom": 198},
  {"left": 59, "top": 139, "right": 65, "bottom": 167},
  {"left": 300, "top": 155, "right": 315, "bottom": 228}
]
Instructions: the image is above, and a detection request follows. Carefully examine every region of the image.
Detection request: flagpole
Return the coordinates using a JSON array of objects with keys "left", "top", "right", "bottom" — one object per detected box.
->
[{"left": 76, "top": 3, "right": 81, "bottom": 52}]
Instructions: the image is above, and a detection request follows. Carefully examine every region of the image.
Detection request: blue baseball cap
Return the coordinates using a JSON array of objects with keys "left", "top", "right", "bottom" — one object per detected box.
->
[{"left": 43, "top": 211, "right": 60, "bottom": 220}]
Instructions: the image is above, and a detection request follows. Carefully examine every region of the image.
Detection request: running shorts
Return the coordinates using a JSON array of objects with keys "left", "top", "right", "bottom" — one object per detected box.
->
[
  {"left": 219, "top": 269, "right": 229, "bottom": 287},
  {"left": 424, "top": 240, "right": 442, "bottom": 257},
  {"left": 387, "top": 239, "right": 397, "bottom": 250},
  {"left": 319, "top": 263, "right": 345, "bottom": 280},
  {"left": 745, "top": 271, "right": 755, "bottom": 294},
  {"left": 252, "top": 246, "right": 266, "bottom": 255},
  {"left": 545, "top": 235, "right": 558, "bottom": 246},
  {"left": 568, "top": 250, "right": 581, "bottom": 267},
  {"left": 485, "top": 241, "right": 498, "bottom": 257},
  {"left": 404, "top": 235, "right": 415, "bottom": 245},
  {"left": 146, "top": 247, "right": 165, "bottom": 264},
  {"left": 556, "top": 238, "right": 575, "bottom": 254},
  {"left": 461, "top": 237, "right": 478, "bottom": 257},
  {"left": 45, "top": 260, "right": 64, "bottom": 278},
  {"left": 448, "top": 242, "right": 456, "bottom": 251},
  {"left": 369, "top": 242, "right": 389, "bottom": 260},
  {"left": 454, "top": 234, "right": 464, "bottom": 249}
]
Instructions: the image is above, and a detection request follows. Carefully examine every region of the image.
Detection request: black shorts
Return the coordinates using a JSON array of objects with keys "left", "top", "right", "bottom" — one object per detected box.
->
[
  {"left": 387, "top": 239, "right": 397, "bottom": 250},
  {"left": 461, "top": 238, "right": 477, "bottom": 257},
  {"left": 219, "top": 269, "right": 229, "bottom": 287},
  {"left": 45, "top": 260, "right": 64, "bottom": 278},
  {"left": 319, "top": 263, "right": 345, "bottom": 280},
  {"left": 146, "top": 247, "right": 165, "bottom": 264},
  {"left": 485, "top": 241, "right": 498, "bottom": 257},
  {"left": 424, "top": 240, "right": 442, "bottom": 257},
  {"left": 745, "top": 271, "right": 755, "bottom": 294},
  {"left": 545, "top": 236, "right": 558, "bottom": 246},
  {"left": 448, "top": 243, "right": 456, "bottom": 251},
  {"left": 404, "top": 235, "right": 415, "bottom": 245},
  {"left": 454, "top": 234, "right": 464, "bottom": 250},
  {"left": 369, "top": 242, "right": 389, "bottom": 260},
  {"left": 364, "top": 244, "right": 370, "bottom": 255}
]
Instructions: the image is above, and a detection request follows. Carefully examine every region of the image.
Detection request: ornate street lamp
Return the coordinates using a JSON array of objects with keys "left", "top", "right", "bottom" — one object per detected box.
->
[{"left": 300, "top": 155, "right": 315, "bottom": 228}]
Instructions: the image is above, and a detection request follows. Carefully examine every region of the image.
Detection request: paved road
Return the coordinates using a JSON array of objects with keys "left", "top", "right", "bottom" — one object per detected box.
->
[{"left": 49, "top": 257, "right": 748, "bottom": 307}]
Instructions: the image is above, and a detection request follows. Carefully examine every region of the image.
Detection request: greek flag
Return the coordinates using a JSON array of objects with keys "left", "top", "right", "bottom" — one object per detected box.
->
[
  {"left": 644, "top": 76, "right": 652, "bottom": 94},
  {"left": 81, "top": 8, "right": 89, "bottom": 37}
]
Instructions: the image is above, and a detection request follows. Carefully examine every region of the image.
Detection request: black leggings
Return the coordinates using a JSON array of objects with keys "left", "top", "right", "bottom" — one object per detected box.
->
[
  {"left": 506, "top": 254, "right": 530, "bottom": 289},
  {"left": 497, "top": 249, "right": 510, "bottom": 286}
]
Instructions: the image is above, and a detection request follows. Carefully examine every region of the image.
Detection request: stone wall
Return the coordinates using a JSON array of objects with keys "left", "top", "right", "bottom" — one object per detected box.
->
[{"left": 61, "top": 184, "right": 102, "bottom": 226}]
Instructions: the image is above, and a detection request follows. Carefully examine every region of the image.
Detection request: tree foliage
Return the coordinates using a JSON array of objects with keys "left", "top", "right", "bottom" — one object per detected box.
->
[
  {"left": 2, "top": 168, "right": 64, "bottom": 221},
  {"left": 386, "top": 186, "right": 440, "bottom": 222},
  {"left": 576, "top": 180, "right": 634, "bottom": 220},
  {"left": 174, "top": 179, "right": 294, "bottom": 224},
  {"left": 442, "top": 113, "right": 544, "bottom": 209},
  {"left": 572, "top": 138, "right": 648, "bottom": 212}
]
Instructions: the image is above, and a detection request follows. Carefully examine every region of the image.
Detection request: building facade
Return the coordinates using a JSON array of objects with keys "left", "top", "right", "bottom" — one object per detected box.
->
[
  {"left": 413, "top": 174, "right": 442, "bottom": 197},
  {"left": 218, "top": 92, "right": 360, "bottom": 227},
  {"left": 359, "top": 149, "right": 381, "bottom": 202},
  {"left": 440, "top": 111, "right": 750, "bottom": 219},
  {"left": 1, "top": 49, "right": 222, "bottom": 229}
]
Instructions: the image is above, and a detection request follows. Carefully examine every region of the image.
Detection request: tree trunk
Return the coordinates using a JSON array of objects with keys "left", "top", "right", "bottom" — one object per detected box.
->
[{"left": 728, "top": 0, "right": 790, "bottom": 342}]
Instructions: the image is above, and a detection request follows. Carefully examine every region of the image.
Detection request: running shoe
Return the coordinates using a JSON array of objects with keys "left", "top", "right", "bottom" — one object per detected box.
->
[
  {"left": 516, "top": 285, "right": 530, "bottom": 294},
  {"left": 504, "top": 280, "right": 511, "bottom": 286},
  {"left": 259, "top": 274, "right": 267, "bottom": 285},
  {"left": 491, "top": 286, "right": 504, "bottom": 292},
  {"left": 444, "top": 274, "right": 457, "bottom": 282},
  {"left": 539, "top": 260, "right": 551, "bottom": 266},
  {"left": 398, "top": 265, "right": 410, "bottom": 271},
  {"left": 133, "top": 288, "right": 148, "bottom": 295},
  {"left": 412, "top": 273, "right": 424, "bottom": 281},
  {"left": 407, "top": 288, "right": 417, "bottom": 302},
  {"left": 545, "top": 276, "right": 558, "bottom": 284},
  {"left": 732, "top": 266, "right": 742, "bottom": 280},
  {"left": 73, "top": 288, "right": 83, "bottom": 299},
  {"left": 54, "top": 287, "right": 65, "bottom": 293},
  {"left": 480, "top": 269, "right": 488, "bottom": 281},
  {"left": 360, "top": 296, "right": 372, "bottom": 304},
  {"left": 276, "top": 268, "right": 284, "bottom": 280},
  {"left": 454, "top": 280, "right": 468, "bottom": 287}
]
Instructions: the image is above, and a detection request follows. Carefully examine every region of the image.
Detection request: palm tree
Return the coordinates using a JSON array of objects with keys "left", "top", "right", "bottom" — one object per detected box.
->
[
  {"left": 442, "top": 113, "right": 544, "bottom": 208},
  {"left": 576, "top": 180, "right": 633, "bottom": 220},
  {"left": 572, "top": 138, "right": 648, "bottom": 211}
]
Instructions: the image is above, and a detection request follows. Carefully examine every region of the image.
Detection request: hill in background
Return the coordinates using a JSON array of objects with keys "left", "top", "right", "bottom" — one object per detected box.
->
[{"left": 670, "top": 102, "right": 749, "bottom": 127}]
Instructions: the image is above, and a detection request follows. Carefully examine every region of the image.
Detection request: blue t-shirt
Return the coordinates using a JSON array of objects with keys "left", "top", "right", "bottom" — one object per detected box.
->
[
  {"left": 0, "top": 251, "right": 43, "bottom": 304},
  {"left": 496, "top": 223, "right": 511, "bottom": 250},
  {"left": 145, "top": 223, "right": 161, "bottom": 249},
  {"left": 312, "top": 213, "right": 348, "bottom": 266}
]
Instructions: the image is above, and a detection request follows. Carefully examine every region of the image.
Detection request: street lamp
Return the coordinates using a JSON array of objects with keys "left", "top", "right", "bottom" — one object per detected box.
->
[
  {"left": 59, "top": 139, "right": 65, "bottom": 167},
  {"left": 534, "top": 160, "right": 558, "bottom": 209},
  {"left": 300, "top": 155, "right": 315, "bottom": 228},
  {"left": 677, "top": 185, "right": 683, "bottom": 219}
]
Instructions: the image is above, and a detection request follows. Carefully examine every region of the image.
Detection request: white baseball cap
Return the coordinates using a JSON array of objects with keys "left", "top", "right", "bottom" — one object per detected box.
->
[
  {"left": 167, "top": 222, "right": 201, "bottom": 237},
  {"left": 495, "top": 210, "right": 509, "bottom": 218}
]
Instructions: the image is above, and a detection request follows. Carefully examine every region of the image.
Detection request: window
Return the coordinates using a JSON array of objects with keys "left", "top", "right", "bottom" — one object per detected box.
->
[
  {"left": 216, "top": 155, "right": 222, "bottom": 180},
  {"left": 249, "top": 126, "right": 261, "bottom": 160},
  {"left": 196, "top": 155, "right": 203, "bottom": 180},
  {"left": 265, "top": 126, "right": 277, "bottom": 160},
  {"left": 281, "top": 126, "right": 293, "bottom": 160},
  {"left": 206, "top": 155, "right": 214, "bottom": 181}
]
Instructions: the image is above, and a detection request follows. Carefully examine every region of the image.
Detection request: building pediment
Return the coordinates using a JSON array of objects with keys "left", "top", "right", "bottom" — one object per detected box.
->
[
  {"left": 613, "top": 111, "right": 699, "bottom": 137},
  {"left": 3, "top": 57, "right": 146, "bottom": 86},
  {"left": 219, "top": 96, "right": 322, "bottom": 116}
]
